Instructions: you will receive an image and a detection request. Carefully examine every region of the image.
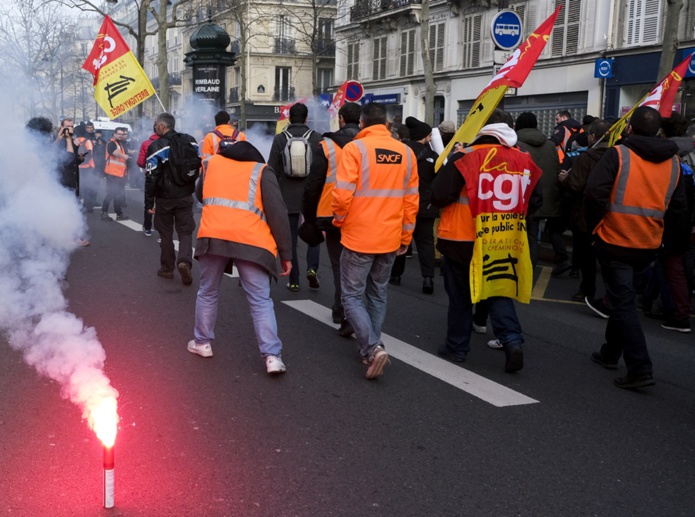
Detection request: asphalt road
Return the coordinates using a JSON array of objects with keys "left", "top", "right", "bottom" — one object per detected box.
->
[{"left": 1, "top": 189, "right": 694, "bottom": 516}]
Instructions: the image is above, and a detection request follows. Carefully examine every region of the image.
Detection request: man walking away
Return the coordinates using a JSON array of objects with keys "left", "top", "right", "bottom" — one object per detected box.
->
[
  {"left": 332, "top": 102, "right": 419, "bottom": 379},
  {"left": 201, "top": 110, "right": 247, "bottom": 162},
  {"left": 190, "top": 138, "right": 292, "bottom": 375},
  {"left": 585, "top": 106, "right": 687, "bottom": 389},
  {"left": 302, "top": 102, "right": 361, "bottom": 330},
  {"left": 145, "top": 112, "right": 199, "bottom": 285},
  {"left": 268, "top": 102, "right": 324, "bottom": 292}
]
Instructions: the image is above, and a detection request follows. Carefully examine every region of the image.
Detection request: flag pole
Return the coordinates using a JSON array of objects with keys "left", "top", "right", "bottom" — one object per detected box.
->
[{"left": 153, "top": 91, "right": 166, "bottom": 112}]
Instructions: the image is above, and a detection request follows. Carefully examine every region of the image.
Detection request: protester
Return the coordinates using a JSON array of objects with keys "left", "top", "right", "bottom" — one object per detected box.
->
[
  {"left": 585, "top": 106, "right": 688, "bottom": 389},
  {"left": 332, "top": 102, "right": 419, "bottom": 379},
  {"left": 189, "top": 137, "right": 292, "bottom": 375},
  {"left": 101, "top": 127, "right": 130, "bottom": 221}
]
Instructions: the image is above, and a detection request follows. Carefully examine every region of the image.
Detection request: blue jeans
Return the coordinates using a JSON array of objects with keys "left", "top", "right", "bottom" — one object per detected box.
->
[
  {"left": 194, "top": 255, "right": 282, "bottom": 357},
  {"left": 442, "top": 257, "right": 523, "bottom": 358},
  {"left": 597, "top": 253, "right": 652, "bottom": 377},
  {"left": 340, "top": 248, "right": 396, "bottom": 359}
]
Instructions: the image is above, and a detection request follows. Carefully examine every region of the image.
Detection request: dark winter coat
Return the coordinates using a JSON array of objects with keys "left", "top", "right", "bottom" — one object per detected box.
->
[
  {"left": 516, "top": 127, "right": 561, "bottom": 219},
  {"left": 403, "top": 139, "right": 439, "bottom": 219}
]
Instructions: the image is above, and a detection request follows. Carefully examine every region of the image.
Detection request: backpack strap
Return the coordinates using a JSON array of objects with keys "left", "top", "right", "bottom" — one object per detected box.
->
[
  {"left": 231, "top": 129, "right": 239, "bottom": 140},
  {"left": 213, "top": 129, "right": 225, "bottom": 139}
]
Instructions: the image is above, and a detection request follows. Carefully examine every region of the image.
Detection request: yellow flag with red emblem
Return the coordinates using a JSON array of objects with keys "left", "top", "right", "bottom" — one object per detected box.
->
[{"left": 82, "top": 16, "right": 155, "bottom": 120}]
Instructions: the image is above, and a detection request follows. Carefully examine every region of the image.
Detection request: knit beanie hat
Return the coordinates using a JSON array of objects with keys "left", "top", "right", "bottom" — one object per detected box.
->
[{"left": 405, "top": 116, "right": 432, "bottom": 141}]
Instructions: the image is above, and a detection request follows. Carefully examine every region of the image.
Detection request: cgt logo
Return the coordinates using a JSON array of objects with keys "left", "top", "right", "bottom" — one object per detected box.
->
[{"left": 375, "top": 149, "right": 403, "bottom": 164}]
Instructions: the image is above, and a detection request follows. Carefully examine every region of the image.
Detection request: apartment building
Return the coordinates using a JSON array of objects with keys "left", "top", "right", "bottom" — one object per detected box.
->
[{"left": 335, "top": 0, "right": 695, "bottom": 136}]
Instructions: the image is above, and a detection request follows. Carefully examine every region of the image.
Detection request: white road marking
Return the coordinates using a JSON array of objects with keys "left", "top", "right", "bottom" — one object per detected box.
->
[
  {"left": 108, "top": 213, "right": 238, "bottom": 277},
  {"left": 282, "top": 299, "right": 539, "bottom": 408}
]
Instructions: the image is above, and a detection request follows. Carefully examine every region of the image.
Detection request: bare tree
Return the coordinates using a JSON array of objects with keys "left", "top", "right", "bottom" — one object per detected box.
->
[
  {"left": 657, "top": 0, "right": 684, "bottom": 83},
  {"left": 0, "top": 0, "right": 77, "bottom": 119},
  {"left": 419, "top": 0, "right": 435, "bottom": 125}
]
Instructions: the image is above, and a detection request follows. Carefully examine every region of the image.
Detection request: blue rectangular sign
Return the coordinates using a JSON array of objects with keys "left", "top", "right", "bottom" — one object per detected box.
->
[{"left": 594, "top": 58, "right": 613, "bottom": 79}]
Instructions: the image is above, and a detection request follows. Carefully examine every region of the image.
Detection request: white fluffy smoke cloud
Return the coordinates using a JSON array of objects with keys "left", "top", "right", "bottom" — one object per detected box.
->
[{"left": 0, "top": 114, "right": 119, "bottom": 428}]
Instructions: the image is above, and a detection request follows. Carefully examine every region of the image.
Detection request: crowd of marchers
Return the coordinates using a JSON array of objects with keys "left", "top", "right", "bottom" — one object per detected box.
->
[{"left": 25, "top": 101, "right": 694, "bottom": 388}]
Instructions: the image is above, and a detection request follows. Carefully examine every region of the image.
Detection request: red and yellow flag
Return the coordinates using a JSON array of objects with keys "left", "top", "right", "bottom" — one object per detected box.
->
[
  {"left": 82, "top": 16, "right": 155, "bottom": 120},
  {"left": 435, "top": 5, "right": 562, "bottom": 171},
  {"left": 607, "top": 53, "right": 694, "bottom": 146},
  {"left": 275, "top": 97, "right": 309, "bottom": 134}
]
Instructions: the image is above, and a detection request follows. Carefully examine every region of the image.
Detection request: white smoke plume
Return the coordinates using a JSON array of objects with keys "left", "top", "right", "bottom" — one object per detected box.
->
[{"left": 0, "top": 114, "right": 119, "bottom": 429}]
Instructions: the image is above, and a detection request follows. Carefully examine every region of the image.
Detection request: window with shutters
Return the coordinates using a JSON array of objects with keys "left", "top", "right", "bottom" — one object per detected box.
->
[
  {"left": 683, "top": 1, "right": 695, "bottom": 40},
  {"left": 347, "top": 41, "right": 360, "bottom": 80},
  {"left": 373, "top": 36, "right": 387, "bottom": 80},
  {"left": 624, "top": 0, "right": 662, "bottom": 47},
  {"left": 463, "top": 13, "right": 482, "bottom": 69},
  {"left": 551, "top": 0, "right": 580, "bottom": 57},
  {"left": 317, "top": 68, "right": 333, "bottom": 94},
  {"left": 509, "top": 2, "right": 530, "bottom": 38},
  {"left": 400, "top": 29, "right": 416, "bottom": 77},
  {"left": 429, "top": 22, "right": 445, "bottom": 72}
]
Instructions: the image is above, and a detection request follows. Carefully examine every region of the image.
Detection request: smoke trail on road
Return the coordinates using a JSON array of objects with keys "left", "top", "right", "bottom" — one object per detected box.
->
[{"left": 0, "top": 118, "right": 119, "bottom": 430}]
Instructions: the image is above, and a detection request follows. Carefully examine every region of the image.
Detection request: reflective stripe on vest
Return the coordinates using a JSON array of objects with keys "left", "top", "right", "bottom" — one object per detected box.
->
[
  {"left": 317, "top": 138, "right": 339, "bottom": 218},
  {"left": 203, "top": 163, "right": 266, "bottom": 222},
  {"left": 595, "top": 145, "right": 680, "bottom": 249},
  {"left": 75, "top": 137, "right": 95, "bottom": 169},
  {"left": 104, "top": 140, "right": 127, "bottom": 177},
  {"left": 198, "top": 159, "right": 277, "bottom": 256},
  {"left": 351, "top": 140, "right": 415, "bottom": 198}
]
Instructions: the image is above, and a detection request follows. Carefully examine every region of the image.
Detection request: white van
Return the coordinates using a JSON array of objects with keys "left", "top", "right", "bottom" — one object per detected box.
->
[{"left": 91, "top": 117, "right": 133, "bottom": 141}]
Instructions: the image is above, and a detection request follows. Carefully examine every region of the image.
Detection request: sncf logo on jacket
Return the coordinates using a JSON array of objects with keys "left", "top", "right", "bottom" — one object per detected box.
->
[{"left": 375, "top": 148, "right": 403, "bottom": 164}]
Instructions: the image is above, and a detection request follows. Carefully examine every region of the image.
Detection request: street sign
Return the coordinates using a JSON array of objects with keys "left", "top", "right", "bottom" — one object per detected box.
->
[
  {"left": 344, "top": 80, "right": 364, "bottom": 102},
  {"left": 491, "top": 10, "right": 523, "bottom": 51},
  {"left": 594, "top": 58, "right": 613, "bottom": 78},
  {"left": 493, "top": 50, "right": 512, "bottom": 65}
]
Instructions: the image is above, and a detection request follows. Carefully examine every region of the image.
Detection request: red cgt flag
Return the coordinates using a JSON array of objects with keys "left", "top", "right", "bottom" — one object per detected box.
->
[
  {"left": 483, "top": 5, "right": 562, "bottom": 94},
  {"left": 639, "top": 53, "right": 693, "bottom": 117}
]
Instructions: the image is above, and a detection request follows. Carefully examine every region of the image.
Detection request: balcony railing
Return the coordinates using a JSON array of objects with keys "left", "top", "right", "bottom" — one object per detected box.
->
[
  {"left": 273, "top": 86, "right": 295, "bottom": 102},
  {"left": 350, "top": 0, "right": 421, "bottom": 22},
  {"left": 275, "top": 37, "right": 296, "bottom": 55},
  {"left": 151, "top": 73, "right": 182, "bottom": 89}
]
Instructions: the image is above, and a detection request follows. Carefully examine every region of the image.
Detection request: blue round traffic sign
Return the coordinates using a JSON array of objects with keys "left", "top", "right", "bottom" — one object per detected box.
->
[
  {"left": 344, "top": 80, "right": 363, "bottom": 102},
  {"left": 491, "top": 10, "right": 523, "bottom": 51}
]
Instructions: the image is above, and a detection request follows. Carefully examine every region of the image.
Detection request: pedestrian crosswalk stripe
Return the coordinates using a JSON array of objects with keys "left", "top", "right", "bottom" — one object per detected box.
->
[{"left": 283, "top": 299, "right": 539, "bottom": 408}]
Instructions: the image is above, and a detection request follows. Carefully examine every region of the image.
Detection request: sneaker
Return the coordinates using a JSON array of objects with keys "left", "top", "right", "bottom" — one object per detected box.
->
[
  {"left": 187, "top": 340, "right": 213, "bottom": 358},
  {"left": 614, "top": 373, "right": 655, "bottom": 389},
  {"left": 338, "top": 319, "right": 355, "bottom": 338},
  {"left": 178, "top": 262, "right": 193, "bottom": 286},
  {"left": 157, "top": 268, "right": 174, "bottom": 279},
  {"left": 570, "top": 291, "right": 586, "bottom": 302},
  {"left": 365, "top": 346, "right": 390, "bottom": 379},
  {"left": 585, "top": 296, "right": 610, "bottom": 319},
  {"left": 551, "top": 260, "right": 572, "bottom": 277},
  {"left": 287, "top": 282, "right": 299, "bottom": 292},
  {"left": 504, "top": 346, "right": 524, "bottom": 373},
  {"left": 306, "top": 269, "right": 320, "bottom": 289},
  {"left": 142, "top": 226, "right": 153, "bottom": 237},
  {"left": 437, "top": 344, "right": 466, "bottom": 363},
  {"left": 100, "top": 212, "right": 113, "bottom": 221},
  {"left": 661, "top": 319, "right": 691, "bottom": 333},
  {"left": 472, "top": 322, "right": 487, "bottom": 334},
  {"left": 116, "top": 214, "right": 129, "bottom": 221},
  {"left": 591, "top": 351, "right": 618, "bottom": 370},
  {"left": 265, "top": 355, "right": 286, "bottom": 375},
  {"left": 487, "top": 339, "right": 503, "bottom": 350}
]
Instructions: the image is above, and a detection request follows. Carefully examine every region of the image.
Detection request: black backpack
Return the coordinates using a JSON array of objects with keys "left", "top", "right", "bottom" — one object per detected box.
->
[{"left": 167, "top": 132, "right": 201, "bottom": 186}]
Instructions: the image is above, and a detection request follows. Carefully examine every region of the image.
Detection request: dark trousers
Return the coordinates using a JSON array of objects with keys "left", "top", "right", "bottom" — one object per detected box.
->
[
  {"left": 288, "top": 213, "right": 320, "bottom": 284},
  {"left": 597, "top": 252, "right": 652, "bottom": 377},
  {"left": 154, "top": 196, "right": 195, "bottom": 272},
  {"left": 143, "top": 209, "right": 153, "bottom": 232},
  {"left": 573, "top": 229, "right": 597, "bottom": 298},
  {"left": 391, "top": 217, "right": 436, "bottom": 278},
  {"left": 80, "top": 167, "right": 98, "bottom": 209},
  {"left": 325, "top": 228, "right": 343, "bottom": 314},
  {"left": 664, "top": 254, "right": 690, "bottom": 321},
  {"left": 101, "top": 175, "right": 126, "bottom": 216}
]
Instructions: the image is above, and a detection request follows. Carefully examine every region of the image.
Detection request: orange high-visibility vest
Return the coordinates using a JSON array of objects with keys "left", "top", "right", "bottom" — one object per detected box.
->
[
  {"left": 104, "top": 139, "right": 127, "bottom": 177},
  {"left": 201, "top": 125, "right": 247, "bottom": 161},
  {"left": 74, "top": 137, "right": 94, "bottom": 169},
  {"left": 437, "top": 145, "right": 478, "bottom": 243},
  {"left": 332, "top": 124, "right": 419, "bottom": 253},
  {"left": 594, "top": 145, "right": 680, "bottom": 250},
  {"left": 556, "top": 125, "right": 583, "bottom": 163},
  {"left": 317, "top": 138, "right": 341, "bottom": 218},
  {"left": 197, "top": 157, "right": 277, "bottom": 256}
]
